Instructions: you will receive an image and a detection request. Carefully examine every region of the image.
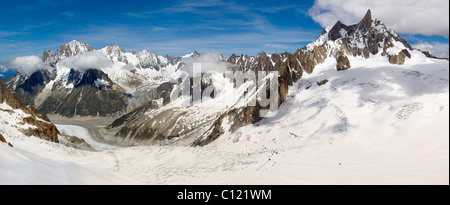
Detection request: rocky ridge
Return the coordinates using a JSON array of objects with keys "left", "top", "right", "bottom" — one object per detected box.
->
[
  {"left": 2, "top": 9, "right": 444, "bottom": 147},
  {"left": 1, "top": 79, "right": 59, "bottom": 143}
]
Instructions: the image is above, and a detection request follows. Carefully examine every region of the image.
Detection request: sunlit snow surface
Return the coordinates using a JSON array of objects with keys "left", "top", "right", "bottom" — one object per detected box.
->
[{"left": 1, "top": 55, "right": 448, "bottom": 184}]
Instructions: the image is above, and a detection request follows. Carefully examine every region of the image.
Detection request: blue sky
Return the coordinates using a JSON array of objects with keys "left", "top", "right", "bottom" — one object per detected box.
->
[{"left": 0, "top": 0, "right": 448, "bottom": 66}]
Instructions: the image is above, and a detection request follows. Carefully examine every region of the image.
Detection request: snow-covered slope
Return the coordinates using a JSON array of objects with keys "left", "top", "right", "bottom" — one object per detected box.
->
[
  {"left": 1, "top": 9, "right": 448, "bottom": 185},
  {"left": 1, "top": 57, "right": 447, "bottom": 185},
  {"left": 0, "top": 142, "right": 138, "bottom": 185}
]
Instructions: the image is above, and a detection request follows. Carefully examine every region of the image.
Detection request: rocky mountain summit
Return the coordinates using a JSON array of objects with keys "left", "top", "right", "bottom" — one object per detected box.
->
[
  {"left": 43, "top": 40, "right": 94, "bottom": 63},
  {"left": 299, "top": 9, "right": 425, "bottom": 72}
]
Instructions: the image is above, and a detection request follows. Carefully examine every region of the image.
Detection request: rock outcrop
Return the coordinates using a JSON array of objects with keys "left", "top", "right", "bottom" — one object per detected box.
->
[
  {"left": 0, "top": 133, "right": 13, "bottom": 147},
  {"left": 0, "top": 78, "right": 22, "bottom": 109},
  {"left": 336, "top": 55, "right": 351, "bottom": 71},
  {"left": 388, "top": 49, "right": 411, "bottom": 65},
  {"left": 1, "top": 79, "right": 60, "bottom": 143}
]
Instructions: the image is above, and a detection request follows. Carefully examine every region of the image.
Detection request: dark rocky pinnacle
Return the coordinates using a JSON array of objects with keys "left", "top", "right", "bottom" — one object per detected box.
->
[{"left": 359, "top": 9, "right": 372, "bottom": 28}]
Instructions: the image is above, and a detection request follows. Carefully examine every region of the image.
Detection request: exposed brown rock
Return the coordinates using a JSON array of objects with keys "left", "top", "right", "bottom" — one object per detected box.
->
[
  {"left": 358, "top": 9, "right": 372, "bottom": 28},
  {"left": 0, "top": 133, "right": 6, "bottom": 144},
  {"left": 0, "top": 79, "right": 22, "bottom": 109},
  {"left": 317, "top": 79, "right": 329, "bottom": 86},
  {"left": 40, "top": 112, "right": 51, "bottom": 122},
  {"left": 42, "top": 50, "right": 52, "bottom": 62},
  {"left": 1, "top": 79, "right": 60, "bottom": 143},
  {"left": 192, "top": 105, "right": 262, "bottom": 147},
  {"left": 296, "top": 44, "right": 328, "bottom": 74},
  {"left": 336, "top": 55, "right": 351, "bottom": 71},
  {"left": 59, "top": 134, "right": 95, "bottom": 151},
  {"left": 20, "top": 115, "right": 60, "bottom": 143},
  {"left": 388, "top": 49, "right": 411, "bottom": 65},
  {"left": 0, "top": 133, "right": 13, "bottom": 147}
]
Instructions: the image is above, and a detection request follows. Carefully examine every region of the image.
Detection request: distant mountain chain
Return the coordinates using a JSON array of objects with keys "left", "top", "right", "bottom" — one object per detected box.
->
[{"left": 2, "top": 9, "right": 445, "bottom": 146}]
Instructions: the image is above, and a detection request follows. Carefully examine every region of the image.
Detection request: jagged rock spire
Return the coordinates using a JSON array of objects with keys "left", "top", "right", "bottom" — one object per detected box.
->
[{"left": 358, "top": 9, "right": 372, "bottom": 28}]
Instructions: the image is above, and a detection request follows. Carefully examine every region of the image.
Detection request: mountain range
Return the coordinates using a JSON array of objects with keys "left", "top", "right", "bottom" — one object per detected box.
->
[
  {"left": 1, "top": 9, "right": 448, "bottom": 185},
  {"left": 1, "top": 9, "right": 446, "bottom": 147}
]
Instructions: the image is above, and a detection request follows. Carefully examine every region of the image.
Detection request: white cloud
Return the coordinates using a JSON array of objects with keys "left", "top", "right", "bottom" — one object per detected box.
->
[
  {"left": 0, "top": 65, "right": 7, "bottom": 72},
  {"left": 0, "top": 31, "right": 22, "bottom": 38},
  {"left": 58, "top": 51, "right": 113, "bottom": 72},
  {"left": 308, "top": 0, "right": 449, "bottom": 37},
  {"left": 179, "top": 51, "right": 232, "bottom": 75},
  {"left": 8, "top": 55, "right": 50, "bottom": 74},
  {"left": 413, "top": 42, "right": 449, "bottom": 58}
]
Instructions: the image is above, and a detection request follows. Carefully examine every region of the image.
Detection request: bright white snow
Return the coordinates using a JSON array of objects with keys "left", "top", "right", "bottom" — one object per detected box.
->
[{"left": 1, "top": 57, "right": 448, "bottom": 185}]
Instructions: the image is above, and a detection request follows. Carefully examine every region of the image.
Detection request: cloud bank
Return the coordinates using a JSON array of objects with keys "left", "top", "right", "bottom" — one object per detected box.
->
[
  {"left": 179, "top": 51, "right": 232, "bottom": 75},
  {"left": 58, "top": 51, "right": 113, "bottom": 72},
  {"left": 8, "top": 55, "right": 50, "bottom": 74},
  {"left": 308, "top": 0, "right": 449, "bottom": 37},
  {"left": 413, "top": 42, "right": 449, "bottom": 58}
]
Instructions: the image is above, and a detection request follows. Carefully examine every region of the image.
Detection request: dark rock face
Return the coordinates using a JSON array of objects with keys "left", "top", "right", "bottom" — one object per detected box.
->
[
  {"left": 67, "top": 69, "right": 83, "bottom": 85},
  {"left": 328, "top": 21, "right": 347, "bottom": 41},
  {"left": 38, "top": 84, "right": 127, "bottom": 117},
  {"left": 74, "top": 69, "right": 113, "bottom": 89},
  {"left": 14, "top": 69, "right": 56, "bottom": 106},
  {"left": 38, "top": 69, "right": 127, "bottom": 117}
]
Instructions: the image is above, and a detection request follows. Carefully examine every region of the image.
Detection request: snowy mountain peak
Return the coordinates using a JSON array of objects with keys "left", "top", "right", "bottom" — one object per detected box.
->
[
  {"left": 134, "top": 49, "right": 169, "bottom": 70},
  {"left": 53, "top": 40, "right": 94, "bottom": 62},
  {"left": 100, "top": 45, "right": 127, "bottom": 63},
  {"left": 183, "top": 51, "right": 201, "bottom": 58},
  {"left": 327, "top": 9, "right": 377, "bottom": 41},
  {"left": 100, "top": 45, "right": 125, "bottom": 56}
]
